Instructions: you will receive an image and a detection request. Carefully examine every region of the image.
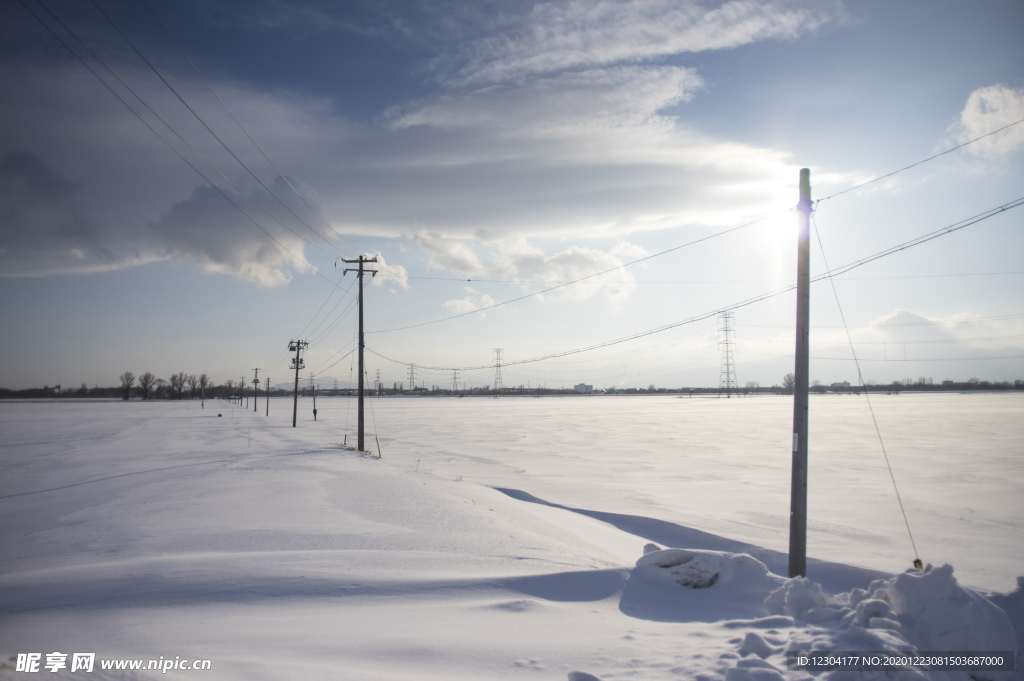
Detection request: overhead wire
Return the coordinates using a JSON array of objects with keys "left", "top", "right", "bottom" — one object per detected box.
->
[
  {"left": 367, "top": 194, "right": 1024, "bottom": 372},
  {"left": 740, "top": 313, "right": 1024, "bottom": 329},
  {"left": 136, "top": 0, "right": 355, "bottom": 255},
  {"left": 295, "top": 273, "right": 357, "bottom": 341},
  {"left": 376, "top": 270, "right": 1024, "bottom": 285},
  {"left": 368, "top": 217, "right": 771, "bottom": 334},
  {"left": 87, "top": 0, "right": 344, "bottom": 256},
  {"left": 818, "top": 116, "right": 1024, "bottom": 202},
  {"left": 19, "top": 0, "right": 333, "bottom": 278},
  {"left": 23, "top": 0, "right": 347, "bottom": 287},
  {"left": 369, "top": 190, "right": 1021, "bottom": 338}
]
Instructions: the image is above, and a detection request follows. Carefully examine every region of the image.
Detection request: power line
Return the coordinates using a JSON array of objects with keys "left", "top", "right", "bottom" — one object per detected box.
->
[
  {"left": 136, "top": 0, "right": 355, "bottom": 255},
  {"left": 309, "top": 345, "right": 357, "bottom": 377},
  {"left": 375, "top": 270, "right": 1024, "bottom": 285},
  {"left": 297, "top": 274, "right": 357, "bottom": 340},
  {"left": 739, "top": 312, "right": 1024, "bottom": 329},
  {"left": 845, "top": 334, "right": 1024, "bottom": 346},
  {"left": 366, "top": 195, "right": 1024, "bottom": 372},
  {"left": 368, "top": 217, "right": 769, "bottom": 334},
  {"left": 816, "top": 195, "right": 1024, "bottom": 279},
  {"left": 87, "top": 0, "right": 343, "bottom": 256},
  {"left": 22, "top": 0, "right": 342, "bottom": 282},
  {"left": 818, "top": 116, "right": 1024, "bottom": 202}
]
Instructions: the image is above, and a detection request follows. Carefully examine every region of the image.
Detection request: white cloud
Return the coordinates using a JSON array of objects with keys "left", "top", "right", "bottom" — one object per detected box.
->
[
  {"left": 406, "top": 229, "right": 486, "bottom": 274},
  {"left": 443, "top": 287, "right": 495, "bottom": 314},
  {"left": 610, "top": 240, "right": 650, "bottom": 261},
  {"left": 454, "top": 0, "right": 841, "bottom": 85},
  {"left": 953, "top": 85, "right": 1024, "bottom": 159},
  {"left": 411, "top": 229, "right": 645, "bottom": 306},
  {"left": 368, "top": 252, "right": 410, "bottom": 289},
  {"left": 395, "top": 65, "right": 703, "bottom": 139},
  {"left": 1, "top": 1, "right": 830, "bottom": 283}
]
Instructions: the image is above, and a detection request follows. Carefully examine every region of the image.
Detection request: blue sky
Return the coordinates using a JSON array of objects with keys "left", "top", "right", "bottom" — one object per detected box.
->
[{"left": 1, "top": 0, "right": 1022, "bottom": 391}]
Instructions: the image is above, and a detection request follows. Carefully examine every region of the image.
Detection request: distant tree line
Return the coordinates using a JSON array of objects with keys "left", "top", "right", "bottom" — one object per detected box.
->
[{"left": 1, "top": 374, "right": 1021, "bottom": 400}]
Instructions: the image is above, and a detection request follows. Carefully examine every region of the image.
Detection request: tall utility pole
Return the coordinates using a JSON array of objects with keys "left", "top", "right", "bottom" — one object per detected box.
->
[
  {"left": 452, "top": 369, "right": 459, "bottom": 394},
  {"left": 718, "top": 312, "right": 738, "bottom": 398},
  {"left": 407, "top": 365, "right": 416, "bottom": 392},
  {"left": 240, "top": 376, "right": 246, "bottom": 408},
  {"left": 265, "top": 377, "right": 269, "bottom": 417},
  {"left": 493, "top": 349, "right": 504, "bottom": 398},
  {"left": 341, "top": 255, "right": 378, "bottom": 451},
  {"left": 375, "top": 369, "right": 382, "bottom": 396},
  {"left": 789, "top": 168, "right": 812, "bottom": 578},
  {"left": 253, "top": 368, "right": 259, "bottom": 413},
  {"left": 289, "top": 340, "right": 308, "bottom": 427}
]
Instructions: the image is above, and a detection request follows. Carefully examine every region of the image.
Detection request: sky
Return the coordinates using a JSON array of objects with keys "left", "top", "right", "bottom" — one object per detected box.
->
[{"left": 1, "top": 0, "right": 1023, "bottom": 391}]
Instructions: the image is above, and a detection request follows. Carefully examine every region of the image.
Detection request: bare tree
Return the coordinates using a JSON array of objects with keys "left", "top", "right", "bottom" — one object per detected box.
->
[
  {"left": 119, "top": 371, "right": 135, "bottom": 401},
  {"left": 170, "top": 372, "right": 188, "bottom": 400},
  {"left": 187, "top": 374, "right": 199, "bottom": 398},
  {"left": 138, "top": 372, "right": 156, "bottom": 400},
  {"left": 782, "top": 373, "right": 796, "bottom": 394}
]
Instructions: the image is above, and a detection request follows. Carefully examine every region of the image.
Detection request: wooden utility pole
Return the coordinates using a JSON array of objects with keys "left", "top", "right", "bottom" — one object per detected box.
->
[
  {"left": 289, "top": 340, "right": 308, "bottom": 427},
  {"left": 789, "top": 168, "right": 812, "bottom": 578},
  {"left": 341, "top": 255, "right": 378, "bottom": 451},
  {"left": 265, "top": 377, "right": 269, "bottom": 417},
  {"left": 253, "top": 368, "right": 259, "bottom": 413}
]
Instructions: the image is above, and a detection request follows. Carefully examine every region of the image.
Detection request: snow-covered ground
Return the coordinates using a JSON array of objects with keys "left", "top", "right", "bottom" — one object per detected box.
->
[{"left": 1, "top": 393, "right": 1021, "bottom": 680}]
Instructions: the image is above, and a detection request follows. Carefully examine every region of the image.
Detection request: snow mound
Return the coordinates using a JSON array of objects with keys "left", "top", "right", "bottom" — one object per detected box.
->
[
  {"left": 635, "top": 549, "right": 785, "bottom": 595},
  {"left": 889, "top": 563, "right": 1017, "bottom": 658},
  {"left": 755, "top": 563, "right": 1018, "bottom": 681},
  {"left": 764, "top": 576, "right": 843, "bottom": 621}
]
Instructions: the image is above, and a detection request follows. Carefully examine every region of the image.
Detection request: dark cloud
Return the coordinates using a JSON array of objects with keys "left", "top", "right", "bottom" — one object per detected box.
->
[
  {"left": 149, "top": 184, "right": 310, "bottom": 286},
  {"left": 0, "top": 151, "right": 309, "bottom": 284}
]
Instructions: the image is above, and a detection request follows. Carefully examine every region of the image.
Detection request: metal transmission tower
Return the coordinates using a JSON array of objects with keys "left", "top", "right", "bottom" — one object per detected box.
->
[
  {"left": 374, "top": 370, "right": 382, "bottom": 395},
  {"left": 289, "top": 340, "right": 308, "bottom": 427},
  {"left": 451, "top": 369, "right": 459, "bottom": 394},
  {"left": 408, "top": 364, "right": 416, "bottom": 392},
  {"left": 341, "top": 255, "right": 378, "bottom": 451},
  {"left": 718, "top": 311, "right": 739, "bottom": 398},
  {"left": 493, "top": 349, "right": 504, "bottom": 397}
]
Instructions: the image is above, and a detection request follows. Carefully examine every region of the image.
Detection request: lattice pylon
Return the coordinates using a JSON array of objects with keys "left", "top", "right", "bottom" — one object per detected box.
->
[
  {"left": 493, "top": 349, "right": 504, "bottom": 398},
  {"left": 719, "top": 311, "right": 739, "bottom": 398}
]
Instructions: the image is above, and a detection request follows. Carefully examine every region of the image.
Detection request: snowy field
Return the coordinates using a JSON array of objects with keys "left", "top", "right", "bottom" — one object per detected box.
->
[{"left": 0, "top": 393, "right": 1021, "bottom": 680}]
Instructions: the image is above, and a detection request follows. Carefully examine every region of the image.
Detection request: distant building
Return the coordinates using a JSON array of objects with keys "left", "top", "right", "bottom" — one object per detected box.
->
[
  {"left": 574, "top": 383, "right": 593, "bottom": 393},
  {"left": 942, "top": 380, "right": 954, "bottom": 386},
  {"left": 831, "top": 381, "right": 851, "bottom": 388}
]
